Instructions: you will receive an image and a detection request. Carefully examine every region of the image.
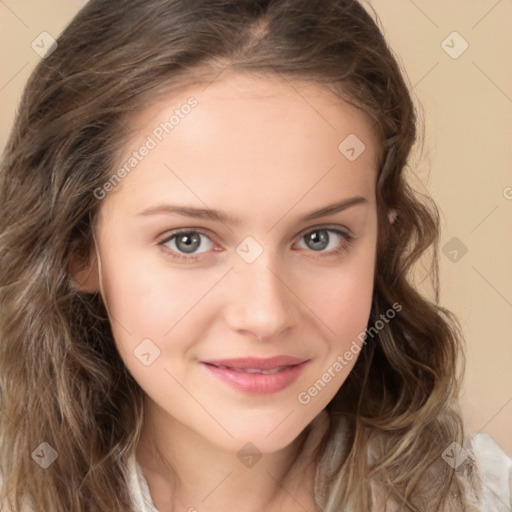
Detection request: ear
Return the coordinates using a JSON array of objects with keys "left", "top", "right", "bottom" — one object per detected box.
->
[
  {"left": 388, "top": 209, "right": 397, "bottom": 224},
  {"left": 69, "top": 246, "right": 100, "bottom": 293}
]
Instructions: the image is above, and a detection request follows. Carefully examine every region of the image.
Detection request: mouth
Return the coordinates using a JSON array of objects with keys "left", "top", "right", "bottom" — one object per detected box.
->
[
  {"left": 200, "top": 356, "right": 309, "bottom": 395},
  {"left": 201, "top": 355, "right": 308, "bottom": 371},
  {"left": 206, "top": 365, "right": 289, "bottom": 375}
]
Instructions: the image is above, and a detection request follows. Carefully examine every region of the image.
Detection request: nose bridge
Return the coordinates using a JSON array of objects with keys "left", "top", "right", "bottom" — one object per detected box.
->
[{"left": 225, "top": 245, "right": 299, "bottom": 340}]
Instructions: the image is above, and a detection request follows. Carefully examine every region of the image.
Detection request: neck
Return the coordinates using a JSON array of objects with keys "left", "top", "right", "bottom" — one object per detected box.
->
[{"left": 135, "top": 399, "right": 329, "bottom": 512}]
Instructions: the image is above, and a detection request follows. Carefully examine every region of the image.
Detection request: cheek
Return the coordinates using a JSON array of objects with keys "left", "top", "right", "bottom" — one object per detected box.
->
[
  {"left": 308, "top": 243, "right": 375, "bottom": 349},
  {"left": 332, "top": 267, "right": 374, "bottom": 337},
  {"left": 98, "top": 254, "right": 201, "bottom": 396},
  {"left": 295, "top": 250, "right": 375, "bottom": 410},
  {"left": 100, "top": 247, "right": 203, "bottom": 332},
  {"left": 98, "top": 244, "right": 228, "bottom": 390},
  {"left": 98, "top": 246, "right": 204, "bottom": 368}
]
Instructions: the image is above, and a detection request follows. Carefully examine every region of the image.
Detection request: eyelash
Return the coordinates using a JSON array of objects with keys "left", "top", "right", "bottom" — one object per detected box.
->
[{"left": 157, "top": 226, "right": 354, "bottom": 262}]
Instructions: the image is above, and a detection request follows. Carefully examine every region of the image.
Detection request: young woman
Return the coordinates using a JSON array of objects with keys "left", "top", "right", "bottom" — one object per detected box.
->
[{"left": 0, "top": 1, "right": 510, "bottom": 511}]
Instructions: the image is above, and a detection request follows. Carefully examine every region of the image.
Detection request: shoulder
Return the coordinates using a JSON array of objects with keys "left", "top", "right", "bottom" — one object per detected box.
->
[
  {"left": 321, "top": 422, "right": 512, "bottom": 512},
  {"left": 468, "top": 432, "right": 512, "bottom": 511}
]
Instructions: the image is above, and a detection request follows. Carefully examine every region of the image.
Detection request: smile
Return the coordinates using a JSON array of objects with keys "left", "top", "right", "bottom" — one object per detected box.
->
[
  {"left": 200, "top": 358, "right": 309, "bottom": 395},
  {"left": 211, "top": 365, "right": 287, "bottom": 374}
]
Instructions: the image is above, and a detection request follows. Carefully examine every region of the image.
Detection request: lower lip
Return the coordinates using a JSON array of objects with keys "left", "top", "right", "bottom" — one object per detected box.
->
[{"left": 201, "top": 361, "right": 309, "bottom": 395}]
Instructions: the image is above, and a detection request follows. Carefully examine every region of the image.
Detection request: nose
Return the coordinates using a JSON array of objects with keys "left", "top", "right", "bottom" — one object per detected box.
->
[{"left": 223, "top": 251, "right": 300, "bottom": 342}]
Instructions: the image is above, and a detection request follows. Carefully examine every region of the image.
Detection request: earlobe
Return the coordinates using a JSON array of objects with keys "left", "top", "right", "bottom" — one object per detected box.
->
[
  {"left": 388, "top": 209, "right": 397, "bottom": 224},
  {"left": 69, "top": 248, "right": 100, "bottom": 293}
]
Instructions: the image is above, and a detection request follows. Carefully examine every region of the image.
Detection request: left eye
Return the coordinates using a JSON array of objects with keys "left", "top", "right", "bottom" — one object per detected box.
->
[
  {"left": 296, "top": 228, "right": 352, "bottom": 254},
  {"left": 158, "top": 227, "right": 353, "bottom": 261}
]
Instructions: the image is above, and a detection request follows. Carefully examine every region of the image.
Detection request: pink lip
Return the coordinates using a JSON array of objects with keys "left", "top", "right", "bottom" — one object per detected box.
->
[
  {"left": 202, "top": 355, "right": 308, "bottom": 370},
  {"left": 200, "top": 356, "right": 309, "bottom": 395}
]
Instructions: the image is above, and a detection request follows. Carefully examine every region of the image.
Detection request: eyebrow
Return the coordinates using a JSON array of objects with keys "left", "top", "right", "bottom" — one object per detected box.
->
[{"left": 137, "top": 195, "right": 368, "bottom": 224}]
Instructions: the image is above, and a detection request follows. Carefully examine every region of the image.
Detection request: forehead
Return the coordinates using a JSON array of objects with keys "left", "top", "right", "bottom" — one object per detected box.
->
[
  {"left": 128, "top": 70, "right": 381, "bottom": 154},
  {"left": 104, "top": 71, "right": 381, "bottom": 221}
]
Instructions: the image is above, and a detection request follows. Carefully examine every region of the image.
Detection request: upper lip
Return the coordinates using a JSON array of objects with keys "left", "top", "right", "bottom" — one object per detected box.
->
[{"left": 201, "top": 356, "right": 308, "bottom": 370}]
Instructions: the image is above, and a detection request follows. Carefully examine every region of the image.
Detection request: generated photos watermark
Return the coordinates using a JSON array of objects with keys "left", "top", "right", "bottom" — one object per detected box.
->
[{"left": 297, "top": 301, "right": 402, "bottom": 405}]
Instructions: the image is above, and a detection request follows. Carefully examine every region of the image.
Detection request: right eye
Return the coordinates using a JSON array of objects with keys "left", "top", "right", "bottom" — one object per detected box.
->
[{"left": 158, "top": 229, "right": 216, "bottom": 261}]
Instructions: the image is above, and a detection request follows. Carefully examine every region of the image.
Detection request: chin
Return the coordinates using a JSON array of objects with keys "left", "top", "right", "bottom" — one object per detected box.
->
[{"left": 208, "top": 419, "right": 309, "bottom": 456}]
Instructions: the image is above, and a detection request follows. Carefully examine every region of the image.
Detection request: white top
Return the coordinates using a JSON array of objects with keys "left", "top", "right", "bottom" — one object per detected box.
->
[{"left": 126, "top": 433, "right": 512, "bottom": 511}]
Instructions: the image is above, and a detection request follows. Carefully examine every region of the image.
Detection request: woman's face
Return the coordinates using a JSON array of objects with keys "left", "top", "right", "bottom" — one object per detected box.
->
[{"left": 89, "top": 72, "right": 380, "bottom": 454}]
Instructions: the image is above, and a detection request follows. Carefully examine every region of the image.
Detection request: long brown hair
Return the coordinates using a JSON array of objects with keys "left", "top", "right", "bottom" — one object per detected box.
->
[{"left": 0, "top": 0, "right": 477, "bottom": 510}]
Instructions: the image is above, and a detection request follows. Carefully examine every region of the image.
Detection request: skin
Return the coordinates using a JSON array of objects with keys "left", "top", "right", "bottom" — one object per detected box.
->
[{"left": 74, "top": 71, "right": 385, "bottom": 512}]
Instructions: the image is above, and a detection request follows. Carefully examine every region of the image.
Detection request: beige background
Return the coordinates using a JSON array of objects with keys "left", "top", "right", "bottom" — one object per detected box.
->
[{"left": 0, "top": 1, "right": 510, "bottom": 454}]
